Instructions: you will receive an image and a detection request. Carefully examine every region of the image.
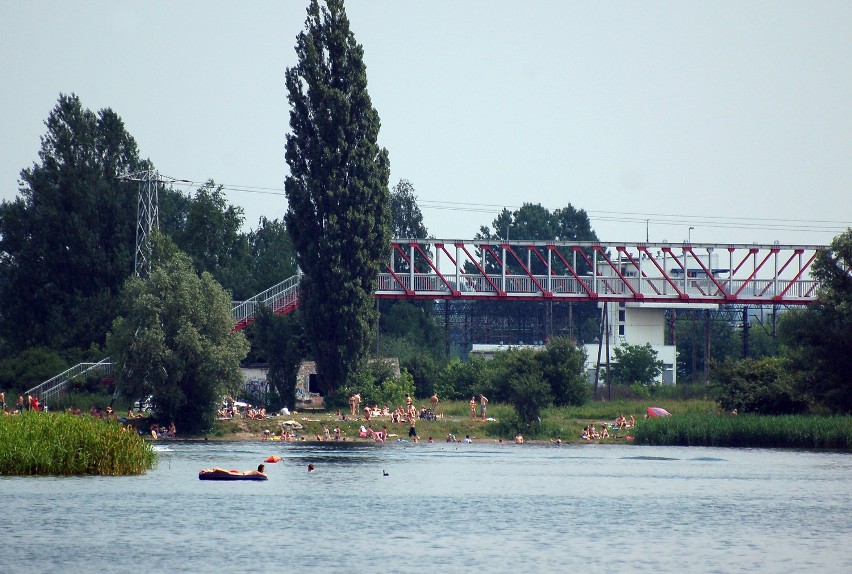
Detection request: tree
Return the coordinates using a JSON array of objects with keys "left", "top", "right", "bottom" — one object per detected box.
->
[
  {"left": 539, "top": 337, "right": 588, "bottom": 406},
  {"left": 712, "top": 357, "right": 808, "bottom": 415},
  {"left": 245, "top": 217, "right": 298, "bottom": 296},
  {"left": 107, "top": 234, "right": 249, "bottom": 433},
  {"left": 172, "top": 181, "right": 252, "bottom": 299},
  {"left": 0, "top": 93, "right": 144, "bottom": 354},
  {"left": 284, "top": 0, "right": 391, "bottom": 397},
  {"left": 611, "top": 343, "right": 664, "bottom": 386},
  {"left": 390, "top": 179, "right": 428, "bottom": 239},
  {"left": 249, "top": 306, "right": 304, "bottom": 412},
  {"left": 779, "top": 229, "right": 852, "bottom": 412},
  {"left": 492, "top": 348, "right": 551, "bottom": 431}
]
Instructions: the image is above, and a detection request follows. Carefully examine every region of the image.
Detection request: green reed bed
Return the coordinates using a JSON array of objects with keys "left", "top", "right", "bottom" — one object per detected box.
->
[
  {"left": 0, "top": 412, "right": 157, "bottom": 475},
  {"left": 632, "top": 413, "right": 852, "bottom": 449}
]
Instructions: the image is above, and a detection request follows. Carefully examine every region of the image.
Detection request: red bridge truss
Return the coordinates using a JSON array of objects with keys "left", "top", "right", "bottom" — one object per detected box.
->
[
  {"left": 232, "top": 240, "right": 824, "bottom": 331},
  {"left": 379, "top": 240, "right": 823, "bottom": 305}
]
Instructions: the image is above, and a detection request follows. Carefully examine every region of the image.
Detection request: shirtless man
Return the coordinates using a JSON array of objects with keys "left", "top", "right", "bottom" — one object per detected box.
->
[
  {"left": 480, "top": 394, "right": 488, "bottom": 421},
  {"left": 430, "top": 393, "right": 439, "bottom": 414},
  {"left": 469, "top": 396, "right": 477, "bottom": 420},
  {"left": 349, "top": 393, "right": 361, "bottom": 417}
]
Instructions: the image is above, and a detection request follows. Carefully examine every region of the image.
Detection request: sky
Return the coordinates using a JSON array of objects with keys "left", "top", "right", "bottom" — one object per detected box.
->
[{"left": 1, "top": 1, "right": 850, "bottom": 247}]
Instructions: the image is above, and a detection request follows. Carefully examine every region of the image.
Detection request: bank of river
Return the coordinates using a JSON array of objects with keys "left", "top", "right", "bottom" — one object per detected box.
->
[{"left": 1, "top": 441, "right": 849, "bottom": 573}]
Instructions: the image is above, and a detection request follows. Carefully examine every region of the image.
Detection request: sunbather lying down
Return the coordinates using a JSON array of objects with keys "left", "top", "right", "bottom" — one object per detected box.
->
[{"left": 200, "top": 464, "right": 267, "bottom": 477}]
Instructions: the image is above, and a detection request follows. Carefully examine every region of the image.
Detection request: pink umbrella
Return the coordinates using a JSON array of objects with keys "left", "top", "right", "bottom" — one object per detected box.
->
[{"left": 647, "top": 407, "right": 671, "bottom": 418}]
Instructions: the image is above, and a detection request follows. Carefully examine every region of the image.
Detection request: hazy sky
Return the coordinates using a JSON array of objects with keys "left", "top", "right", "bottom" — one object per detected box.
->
[{"left": 2, "top": 1, "right": 850, "bottom": 246}]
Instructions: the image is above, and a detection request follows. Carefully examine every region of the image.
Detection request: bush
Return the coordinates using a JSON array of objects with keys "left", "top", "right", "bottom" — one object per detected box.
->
[{"left": 713, "top": 357, "right": 809, "bottom": 415}]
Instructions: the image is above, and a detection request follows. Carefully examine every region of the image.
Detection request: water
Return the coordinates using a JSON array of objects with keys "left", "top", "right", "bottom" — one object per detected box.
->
[{"left": 1, "top": 441, "right": 849, "bottom": 573}]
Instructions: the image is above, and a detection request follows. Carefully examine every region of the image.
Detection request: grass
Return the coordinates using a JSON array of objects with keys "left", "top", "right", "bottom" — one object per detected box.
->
[
  {"left": 632, "top": 413, "right": 852, "bottom": 449},
  {"left": 0, "top": 412, "right": 157, "bottom": 475}
]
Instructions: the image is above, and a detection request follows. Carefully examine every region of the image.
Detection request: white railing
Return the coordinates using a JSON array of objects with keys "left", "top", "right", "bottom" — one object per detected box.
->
[
  {"left": 232, "top": 273, "right": 301, "bottom": 327},
  {"left": 26, "top": 357, "right": 114, "bottom": 401}
]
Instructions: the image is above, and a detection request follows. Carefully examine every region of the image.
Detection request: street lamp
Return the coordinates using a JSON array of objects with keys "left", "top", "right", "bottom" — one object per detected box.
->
[{"left": 688, "top": 226, "right": 695, "bottom": 243}]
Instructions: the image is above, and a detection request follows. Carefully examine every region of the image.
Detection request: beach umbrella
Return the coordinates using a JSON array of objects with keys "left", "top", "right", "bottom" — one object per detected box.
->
[{"left": 647, "top": 407, "right": 671, "bottom": 418}]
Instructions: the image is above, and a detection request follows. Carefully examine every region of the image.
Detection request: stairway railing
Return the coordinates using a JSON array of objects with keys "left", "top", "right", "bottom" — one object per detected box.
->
[
  {"left": 26, "top": 357, "right": 114, "bottom": 401},
  {"left": 231, "top": 273, "right": 301, "bottom": 330}
]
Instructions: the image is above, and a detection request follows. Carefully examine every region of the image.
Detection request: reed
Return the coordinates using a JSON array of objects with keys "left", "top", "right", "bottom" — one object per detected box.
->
[
  {"left": 0, "top": 412, "right": 157, "bottom": 475},
  {"left": 632, "top": 413, "right": 852, "bottom": 449}
]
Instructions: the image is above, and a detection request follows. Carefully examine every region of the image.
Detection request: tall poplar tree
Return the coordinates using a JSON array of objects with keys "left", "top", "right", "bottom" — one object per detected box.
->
[{"left": 284, "top": 0, "right": 391, "bottom": 396}]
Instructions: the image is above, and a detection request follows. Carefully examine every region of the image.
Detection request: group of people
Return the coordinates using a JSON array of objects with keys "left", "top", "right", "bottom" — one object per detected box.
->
[
  {"left": 581, "top": 424, "right": 610, "bottom": 440},
  {"left": 217, "top": 401, "right": 267, "bottom": 420},
  {"left": 150, "top": 422, "right": 177, "bottom": 439},
  {"left": 468, "top": 394, "right": 488, "bottom": 421},
  {"left": 0, "top": 391, "right": 44, "bottom": 415},
  {"left": 613, "top": 414, "right": 635, "bottom": 429}
]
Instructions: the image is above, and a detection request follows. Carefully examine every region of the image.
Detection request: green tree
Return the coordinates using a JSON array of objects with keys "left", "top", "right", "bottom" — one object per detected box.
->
[
  {"left": 245, "top": 217, "right": 298, "bottom": 295},
  {"left": 172, "top": 181, "right": 252, "bottom": 299},
  {"left": 492, "top": 348, "right": 551, "bottom": 431},
  {"left": 712, "top": 357, "right": 808, "bottom": 415},
  {"left": 779, "top": 229, "right": 852, "bottom": 412},
  {"left": 539, "top": 337, "right": 588, "bottom": 406},
  {"left": 0, "top": 348, "right": 69, "bottom": 393},
  {"left": 0, "top": 93, "right": 144, "bottom": 354},
  {"left": 390, "top": 179, "right": 428, "bottom": 239},
  {"left": 107, "top": 234, "right": 249, "bottom": 433},
  {"left": 249, "top": 306, "right": 305, "bottom": 411},
  {"left": 284, "top": 0, "right": 391, "bottom": 396},
  {"left": 675, "top": 310, "right": 739, "bottom": 383},
  {"left": 611, "top": 343, "right": 664, "bottom": 386},
  {"left": 436, "top": 356, "right": 490, "bottom": 401}
]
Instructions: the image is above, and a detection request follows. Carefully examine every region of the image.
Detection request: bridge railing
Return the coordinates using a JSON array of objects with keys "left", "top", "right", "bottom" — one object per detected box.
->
[{"left": 376, "top": 272, "right": 820, "bottom": 303}]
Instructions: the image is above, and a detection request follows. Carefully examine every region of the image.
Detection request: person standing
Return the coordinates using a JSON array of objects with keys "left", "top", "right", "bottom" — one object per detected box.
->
[
  {"left": 469, "top": 396, "right": 476, "bottom": 420},
  {"left": 480, "top": 394, "right": 488, "bottom": 421},
  {"left": 0, "top": 389, "right": 5, "bottom": 412}
]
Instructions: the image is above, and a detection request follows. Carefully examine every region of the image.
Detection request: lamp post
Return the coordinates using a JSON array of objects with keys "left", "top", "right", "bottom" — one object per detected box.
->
[{"left": 688, "top": 226, "right": 695, "bottom": 243}]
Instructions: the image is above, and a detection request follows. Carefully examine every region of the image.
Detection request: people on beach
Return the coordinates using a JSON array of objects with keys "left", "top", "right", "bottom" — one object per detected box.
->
[
  {"left": 469, "top": 396, "right": 477, "bottom": 419},
  {"left": 480, "top": 394, "right": 488, "bottom": 421},
  {"left": 430, "top": 393, "right": 439, "bottom": 414}
]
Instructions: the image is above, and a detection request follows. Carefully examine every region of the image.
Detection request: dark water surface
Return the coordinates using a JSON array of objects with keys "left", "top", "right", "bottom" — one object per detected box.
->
[{"left": 1, "top": 441, "right": 849, "bottom": 573}]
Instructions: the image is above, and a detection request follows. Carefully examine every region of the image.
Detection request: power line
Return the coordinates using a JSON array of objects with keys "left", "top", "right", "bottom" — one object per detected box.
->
[{"left": 164, "top": 176, "right": 849, "bottom": 234}]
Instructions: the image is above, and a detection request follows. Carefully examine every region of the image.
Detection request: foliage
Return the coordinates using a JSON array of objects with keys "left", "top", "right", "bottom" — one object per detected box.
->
[
  {"left": 632, "top": 413, "right": 852, "bottom": 449},
  {"left": 0, "top": 348, "right": 69, "bottom": 392},
  {"left": 245, "top": 216, "right": 298, "bottom": 296},
  {"left": 778, "top": 229, "right": 852, "bottom": 413},
  {"left": 675, "top": 310, "right": 740, "bottom": 382},
  {"left": 0, "top": 412, "right": 156, "bottom": 475},
  {"left": 491, "top": 348, "right": 551, "bottom": 431},
  {"left": 399, "top": 353, "right": 440, "bottom": 399},
  {"left": 107, "top": 233, "right": 249, "bottom": 433},
  {"left": 712, "top": 357, "right": 809, "bottom": 415},
  {"left": 171, "top": 181, "right": 252, "bottom": 299},
  {"left": 611, "top": 343, "right": 665, "bottom": 386},
  {"left": 435, "top": 356, "right": 491, "bottom": 401},
  {"left": 284, "top": 0, "right": 391, "bottom": 398},
  {"left": 539, "top": 337, "right": 588, "bottom": 406},
  {"left": 390, "top": 179, "right": 428, "bottom": 240},
  {"left": 248, "top": 306, "right": 305, "bottom": 412},
  {"left": 337, "top": 361, "right": 415, "bottom": 409},
  {"left": 0, "top": 93, "right": 144, "bottom": 354}
]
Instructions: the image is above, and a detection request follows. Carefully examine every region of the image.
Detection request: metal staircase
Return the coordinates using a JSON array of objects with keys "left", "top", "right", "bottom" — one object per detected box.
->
[
  {"left": 25, "top": 357, "right": 114, "bottom": 402},
  {"left": 231, "top": 273, "right": 301, "bottom": 331}
]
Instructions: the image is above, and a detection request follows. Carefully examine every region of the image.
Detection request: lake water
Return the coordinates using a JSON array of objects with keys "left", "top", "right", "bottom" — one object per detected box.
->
[{"left": 1, "top": 441, "right": 849, "bottom": 573}]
